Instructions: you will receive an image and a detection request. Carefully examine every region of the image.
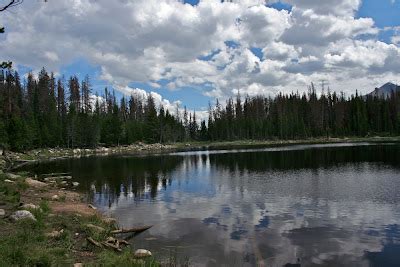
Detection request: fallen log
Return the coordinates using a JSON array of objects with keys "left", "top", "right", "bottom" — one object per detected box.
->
[
  {"left": 8, "top": 160, "right": 36, "bottom": 171},
  {"left": 119, "top": 239, "right": 129, "bottom": 245},
  {"left": 101, "top": 236, "right": 129, "bottom": 252},
  {"left": 13, "top": 159, "right": 36, "bottom": 163},
  {"left": 87, "top": 237, "right": 102, "bottom": 248},
  {"left": 39, "top": 172, "right": 71, "bottom": 177},
  {"left": 111, "top": 225, "right": 153, "bottom": 235},
  {"left": 102, "top": 241, "right": 122, "bottom": 252}
]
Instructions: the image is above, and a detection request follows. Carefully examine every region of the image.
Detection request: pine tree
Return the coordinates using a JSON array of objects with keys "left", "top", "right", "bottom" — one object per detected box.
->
[
  {"left": 81, "top": 75, "right": 92, "bottom": 113},
  {"left": 143, "top": 93, "right": 159, "bottom": 143}
]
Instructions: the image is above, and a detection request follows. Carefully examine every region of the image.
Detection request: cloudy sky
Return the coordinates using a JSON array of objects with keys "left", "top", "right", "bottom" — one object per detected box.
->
[{"left": 1, "top": 0, "right": 400, "bottom": 113}]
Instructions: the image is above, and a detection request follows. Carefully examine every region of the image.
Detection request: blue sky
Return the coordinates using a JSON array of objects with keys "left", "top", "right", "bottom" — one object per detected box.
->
[
  {"left": 358, "top": 0, "right": 400, "bottom": 28},
  {"left": 3, "top": 0, "right": 400, "bottom": 116},
  {"left": 358, "top": 0, "right": 400, "bottom": 43}
]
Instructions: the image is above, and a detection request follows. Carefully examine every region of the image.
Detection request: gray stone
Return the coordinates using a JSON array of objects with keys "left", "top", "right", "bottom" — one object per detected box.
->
[
  {"left": 5, "top": 173, "right": 21, "bottom": 180},
  {"left": 0, "top": 209, "right": 5, "bottom": 216},
  {"left": 45, "top": 229, "right": 64, "bottom": 238},
  {"left": 25, "top": 178, "right": 47, "bottom": 188},
  {"left": 134, "top": 249, "right": 152, "bottom": 258},
  {"left": 72, "top": 182, "right": 80, "bottom": 187},
  {"left": 10, "top": 210, "right": 36, "bottom": 222}
]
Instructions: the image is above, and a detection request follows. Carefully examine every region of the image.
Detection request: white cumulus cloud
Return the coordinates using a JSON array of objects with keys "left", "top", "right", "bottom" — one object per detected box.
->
[{"left": 0, "top": 0, "right": 399, "bottom": 106}]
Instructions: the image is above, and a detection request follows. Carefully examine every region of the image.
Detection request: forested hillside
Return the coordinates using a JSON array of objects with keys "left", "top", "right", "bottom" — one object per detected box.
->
[{"left": 1, "top": 68, "right": 400, "bottom": 151}]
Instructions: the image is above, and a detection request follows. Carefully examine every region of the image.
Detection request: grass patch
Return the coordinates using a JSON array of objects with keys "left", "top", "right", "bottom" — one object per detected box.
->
[
  {"left": 0, "top": 172, "right": 164, "bottom": 266},
  {"left": 0, "top": 173, "right": 22, "bottom": 206},
  {"left": 81, "top": 215, "right": 113, "bottom": 243},
  {"left": 0, "top": 215, "right": 71, "bottom": 266},
  {"left": 0, "top": 205, "right": 154, "bottom": 266},
  {"left": 39, "top": 200, "right": 51, "bottom": 213},
  {"left": 90, "top": 249, "right": 159, "bottom": 267}
]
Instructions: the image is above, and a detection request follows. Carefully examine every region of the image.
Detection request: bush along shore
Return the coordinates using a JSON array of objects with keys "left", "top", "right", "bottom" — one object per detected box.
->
[{"left": 0, "top": 169, "right": 164, "bottom": 266}]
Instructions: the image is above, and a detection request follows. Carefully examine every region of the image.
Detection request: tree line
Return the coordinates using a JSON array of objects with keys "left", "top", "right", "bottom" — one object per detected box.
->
[
  {"left": 0, "top": 68, "right": 400, "bottom": 151},
  {"left": 0, "top": 68, "right": 189, "bottom": 151},
  {"left": 207, "top": 83, "right": 400, "bottom": 140}
]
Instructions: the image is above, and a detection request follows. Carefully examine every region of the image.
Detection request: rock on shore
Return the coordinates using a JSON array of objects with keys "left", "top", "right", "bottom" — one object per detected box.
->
[
  {"left": 25, "top": 178, "right": 48, "bottom": 188},
  {"left": 10, "top": 210, "right": 36, "bottom": 222},
  {"left": 134, "top": 249, "right": 152, "bottom": 258}
]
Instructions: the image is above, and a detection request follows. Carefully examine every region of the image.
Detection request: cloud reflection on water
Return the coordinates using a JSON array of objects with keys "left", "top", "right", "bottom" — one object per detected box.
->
[{"left": 27, "top": 143, "right": 400, "bottom": 266}]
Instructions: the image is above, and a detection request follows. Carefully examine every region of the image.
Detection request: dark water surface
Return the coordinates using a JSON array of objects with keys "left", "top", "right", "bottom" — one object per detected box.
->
[{"left": 24, "top": 143, "right": 400, "bottom": 266}]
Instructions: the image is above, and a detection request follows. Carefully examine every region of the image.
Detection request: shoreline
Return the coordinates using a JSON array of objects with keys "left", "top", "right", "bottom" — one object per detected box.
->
[
  {"left": 0, "top": 170, "right": 159, "bottom": 266},
  {"left": 2, "top": 136, "right": 400, "bottom": 170}
]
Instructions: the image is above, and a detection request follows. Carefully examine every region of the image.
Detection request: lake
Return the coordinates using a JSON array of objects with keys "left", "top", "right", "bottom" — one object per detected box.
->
[{"left": 24, "top": 143, "right": 400, "bottom": 266}]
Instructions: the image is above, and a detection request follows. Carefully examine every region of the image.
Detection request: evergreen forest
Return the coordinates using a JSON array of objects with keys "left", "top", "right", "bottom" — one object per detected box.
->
[{"left": 1, "top": 68, "right": 400, "bottom": 151}]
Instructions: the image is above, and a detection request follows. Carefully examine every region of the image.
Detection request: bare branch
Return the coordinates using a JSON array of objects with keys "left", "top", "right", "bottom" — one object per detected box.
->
[
  {"left": 0, "top": 61, "right": 12, "bottom": 69},
  {"left": 0, "top": 0, "right": 23, "bottom": 12}
]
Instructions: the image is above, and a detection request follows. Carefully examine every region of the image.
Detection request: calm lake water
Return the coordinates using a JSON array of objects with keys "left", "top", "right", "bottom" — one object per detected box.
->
[{"left": 25, "top": 143, "right": 400, "bottom": 266}]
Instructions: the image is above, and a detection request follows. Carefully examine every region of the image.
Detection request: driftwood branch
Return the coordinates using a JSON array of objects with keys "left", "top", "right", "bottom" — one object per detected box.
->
[
  {"left": 88, "top": 236, "right": 129, "bottom": 252},
  {"left": 1, "top": 146, "right": 36, "bottom": 171},
  {"left": 39, "top": 172, "right": 72, "bottom": 177},
  {"left": 110, "top": 225, "right": 153, "bottom": 235},
  {"left": 102, "top": 241, "right": 122, "bottom": 252},
  {"left": 87, "top": 237, "right": 102, "bottom": 248},
  {"left": 7, "top": 159, "right": 36, "bottom": 171}
]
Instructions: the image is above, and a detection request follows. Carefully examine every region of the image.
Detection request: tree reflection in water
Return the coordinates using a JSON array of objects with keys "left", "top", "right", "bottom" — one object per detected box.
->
[{"left": 22, "top": 143, "right": 400, "bottom": 266}]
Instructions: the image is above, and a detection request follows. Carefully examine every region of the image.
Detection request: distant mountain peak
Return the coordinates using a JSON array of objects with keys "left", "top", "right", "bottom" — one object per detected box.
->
[
  {"left": 380, "top": 82, "right": 398, "bottom": 90},
  {"left": 368, "top": 82, "right": 399, "bottom": 98}
]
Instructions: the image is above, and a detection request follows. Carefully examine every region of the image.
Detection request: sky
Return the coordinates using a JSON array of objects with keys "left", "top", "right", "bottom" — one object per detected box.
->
[{"left": 1, "top": 0, "right": 400, "bottom": 119}]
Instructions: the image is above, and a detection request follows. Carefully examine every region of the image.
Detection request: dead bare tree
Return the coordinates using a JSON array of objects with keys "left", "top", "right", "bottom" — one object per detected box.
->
[
  {"left": 0, "top": 1, "right": 25, "bottom": 68},
  {"left": 1, "top": 1, "right": 23, "bottom": 68},
  {"left": 0, "top": 0, "right": 24, "bottom": 12}
]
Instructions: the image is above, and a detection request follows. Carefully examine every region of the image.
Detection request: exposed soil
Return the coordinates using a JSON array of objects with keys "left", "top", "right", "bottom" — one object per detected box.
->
[{"left": 20, "top": 186, "right": 98, "bottom": 217}]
